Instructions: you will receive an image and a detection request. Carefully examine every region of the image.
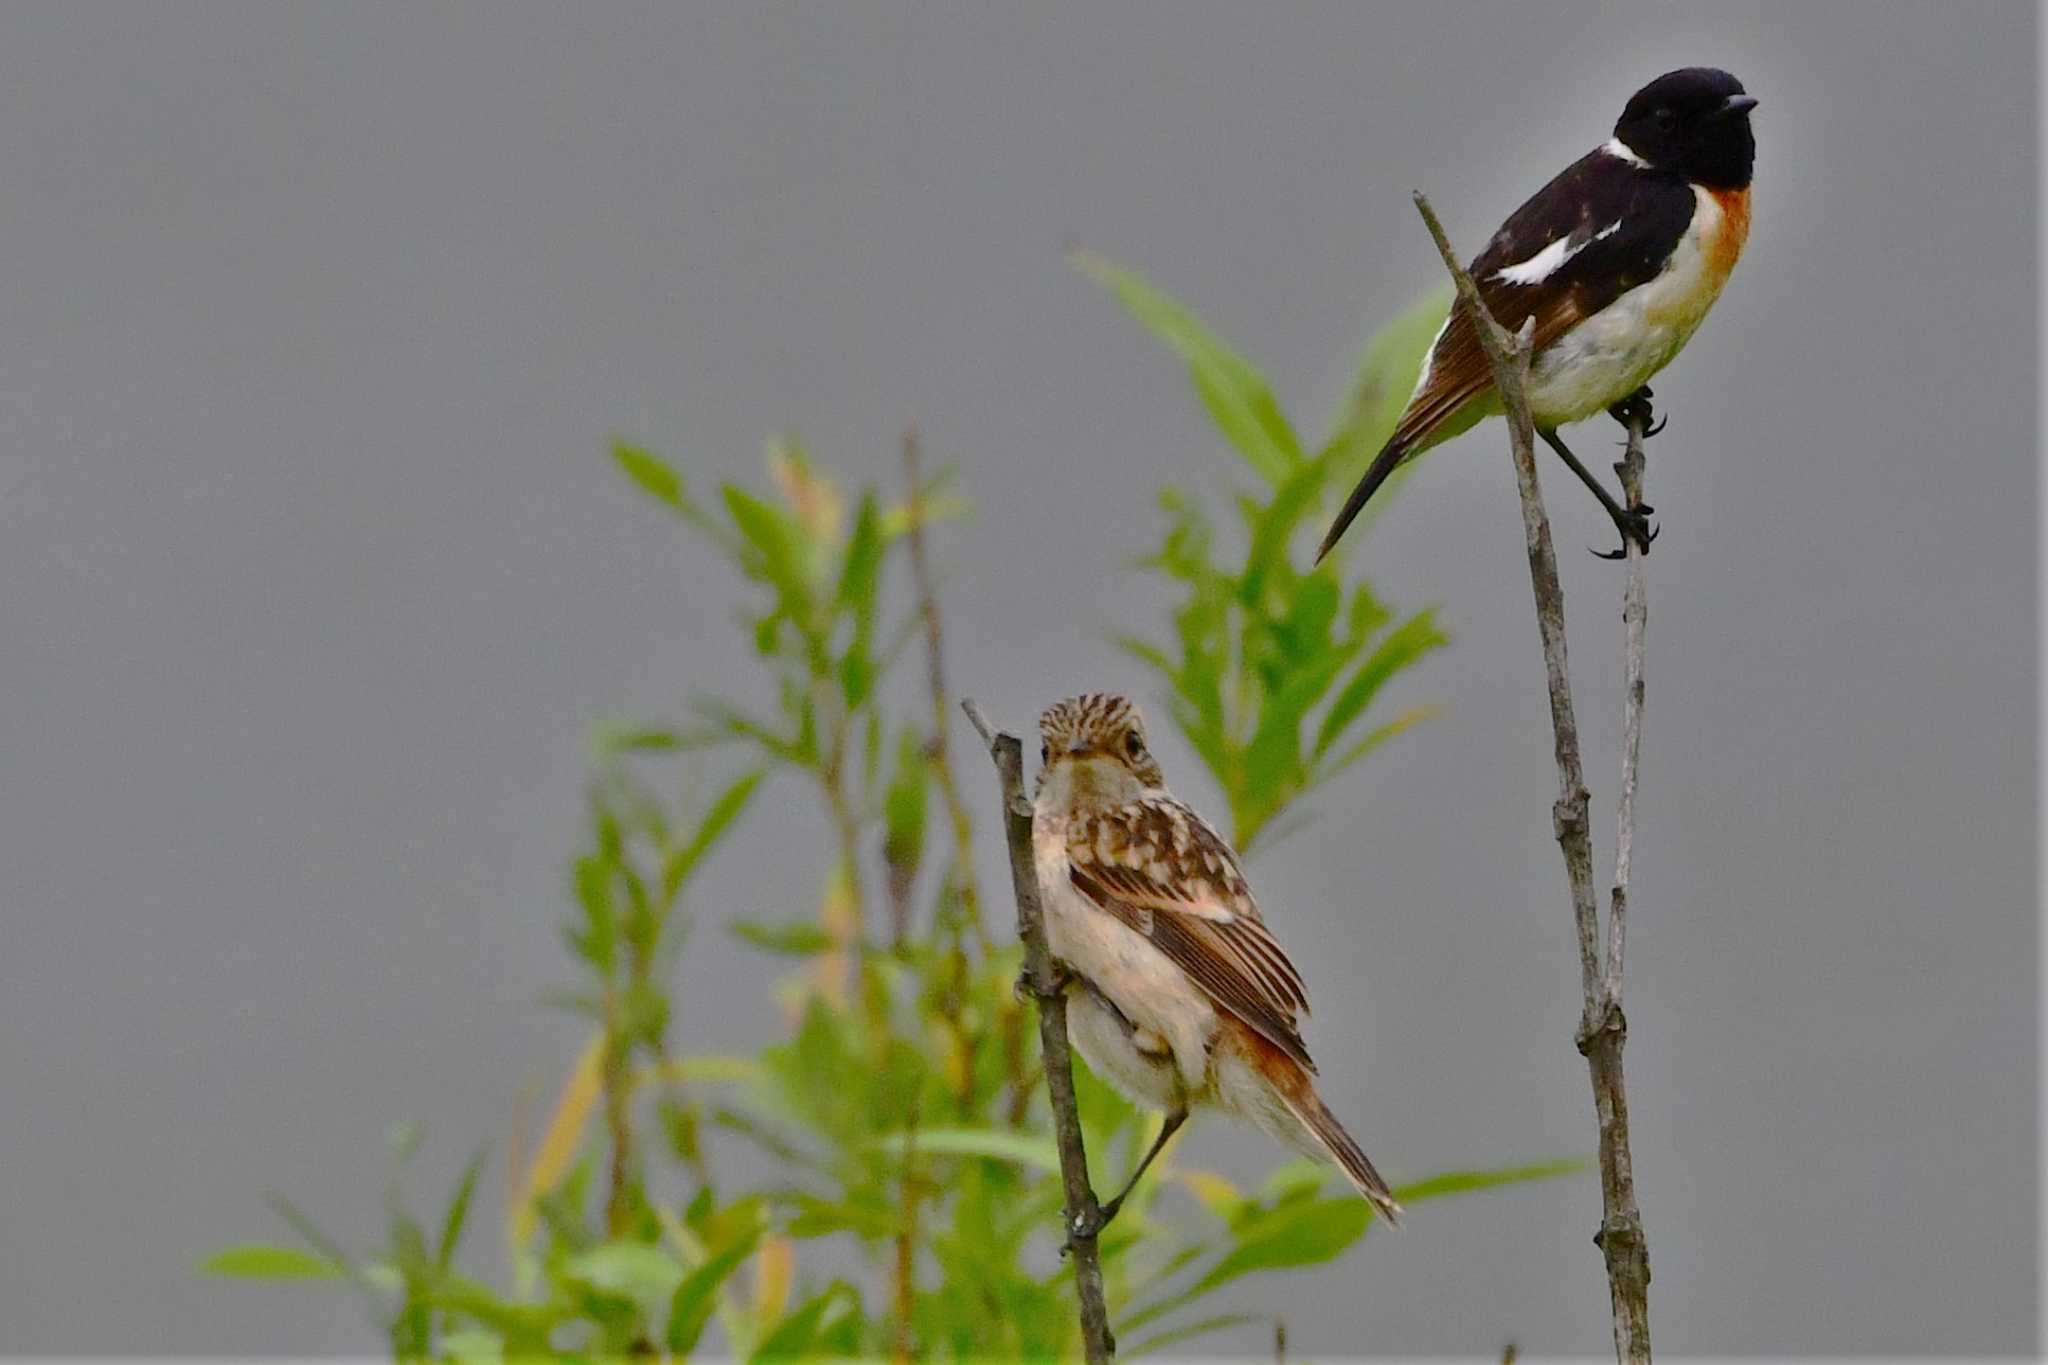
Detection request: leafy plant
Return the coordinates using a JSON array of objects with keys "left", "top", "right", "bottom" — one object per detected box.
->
[
  {"left": 203, "top": 276, "right": 1576, "bottom": 1360},
  {"left": 1079, "top": 251, "right": 1452, "bottom": 851}
]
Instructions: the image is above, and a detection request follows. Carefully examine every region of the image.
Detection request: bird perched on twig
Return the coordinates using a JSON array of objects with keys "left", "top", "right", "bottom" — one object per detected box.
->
[
  {"left": 1317, "top": 67, "right": 1757, "bottom": 562},
  {"left": 1031, "top": 692, "right": 1401, "bottom": 1231}
]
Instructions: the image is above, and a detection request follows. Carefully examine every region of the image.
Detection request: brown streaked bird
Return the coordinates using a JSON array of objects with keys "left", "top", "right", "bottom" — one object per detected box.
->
[
  {"left": 1317, "top": 67, "right": 1757, "bottom": 562},
  {"left": 1031, "top": 692, "right": 1401, "bottom": 1230}
]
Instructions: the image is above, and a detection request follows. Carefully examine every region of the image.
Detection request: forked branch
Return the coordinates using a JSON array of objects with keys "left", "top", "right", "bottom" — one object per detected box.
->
[{"left": 1412, "top": 192, "right": 1652, "bottom": 1362}]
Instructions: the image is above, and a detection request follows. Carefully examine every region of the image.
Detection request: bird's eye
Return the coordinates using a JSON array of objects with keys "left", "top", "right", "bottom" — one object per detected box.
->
[
  {"left": 1041, "top": 742, "right": 1051, "bottom": 767},
  {"left": 1124, "top": 730, "right": 1146, "bottom": 760},
  {"left": 1653, "top": 107, "right": 1678, "bottom": 132}
]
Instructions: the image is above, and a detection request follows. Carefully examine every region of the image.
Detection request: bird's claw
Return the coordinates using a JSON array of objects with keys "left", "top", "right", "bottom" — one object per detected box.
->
[
  {"left": 1592, "top": 509, "right": 1659, "bottom": 559},
  {"left": 1608, "top": 387, "right": 1664, "bottom": 438},
  {"left": 1060, "top": 1196, "right": 1122, "bottom": 1255},
  {"left": 1016, "top": 958, "right": 1077, "bottom": 1003}
]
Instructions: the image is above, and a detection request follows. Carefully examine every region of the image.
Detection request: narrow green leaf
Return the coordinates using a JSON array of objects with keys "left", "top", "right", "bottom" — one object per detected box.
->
[
  {"left": 1240, "top": 456, "right": 1329, "bottom": 606},
  {"left": 611, "top": 440, "right": 688, "bottom": 513},
  {"left": 664, "top": 769, "right": 765, "bottom": 899},
  {"left": 1309, "top": 705, "right": 1437, "bottom": 789},
  {"left": 883, "top": 728, "right": 927, "bottom": 874},
  {"left": 723, "top": 486, "right": 808, "bottom": 601},
  {"left": 1074, "top": 251, "right": 1302, "bottom": 485},
  {"left": 1123, "top": 1312, "right": 1266, "bottom": 1361},
  {"left": 870, "top": 1127, "right": 1061, "bottom": 1173},
  {"left": 1192, "top": 1196, "right": 1373, "bottom": 1295},
  {"left": 750, "top": 1283, "right": 854, "bottom": 1363},
  {"left": 1394, "top": 1158, "right": 1587, "bottom": 1204},
  {"left": 1112, "top": 633, "right": 1175, "bottom": 677},
  {"left": 1323, "top": 287, "right": 1451, "bottom": 465},
  {"left": 728, "top": 918, "right": 835, "bottom": 956},
  {"left": 835, "top": 493, "right": 883, "bottom": 611},
  {"left": 1313, "top": 609, "right": 1450, "bottom": 759},
  {"left": 666, "top": 1234, "right": 761, "bottom": 1354},
  {"left": 198, "top": 1245, "right": 344, "bottom": 1279},
  {"left": 436, "top": 1143, "right": 490, "bottom": 1272}
]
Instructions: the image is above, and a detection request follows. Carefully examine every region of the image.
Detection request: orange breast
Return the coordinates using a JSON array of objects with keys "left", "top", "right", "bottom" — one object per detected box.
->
[{"left": 1705, "top": 186, "right": 1751, "bottom": 285}]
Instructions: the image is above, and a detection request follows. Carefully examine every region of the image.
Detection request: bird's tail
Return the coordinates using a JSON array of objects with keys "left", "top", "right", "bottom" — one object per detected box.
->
[
  {"left": 1278, "top": 1084, "right": 1404, "bottom": 1228},
  {"left": 1315, "top": 434, "right": 1409, "bottom": 565}
]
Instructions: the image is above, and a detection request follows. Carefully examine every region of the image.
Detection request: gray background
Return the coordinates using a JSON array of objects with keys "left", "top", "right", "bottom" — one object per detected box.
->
[{"left": 0, "top": 1, "right": 2035, "bottom": 1356}]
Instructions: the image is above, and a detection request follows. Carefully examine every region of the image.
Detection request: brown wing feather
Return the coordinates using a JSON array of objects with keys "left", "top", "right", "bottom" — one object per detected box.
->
[{"left": 1066, "top": 797, "right": 1315, "bottom": 1072}]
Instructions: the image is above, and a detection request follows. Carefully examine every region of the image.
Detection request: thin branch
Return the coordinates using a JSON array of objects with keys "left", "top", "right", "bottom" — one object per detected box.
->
[
  {"left": 1607, "top": 423, "right": 1648, "bottom": 1009},
  {"left": 1412, "top": 191, "right": 1651, "bottom": 1362},
  {"left": 961, "top": 698, "right": 1116, "bottom": 1365},
  {"left": 903, "top": 427, "right": 988, "bottom": 946}
]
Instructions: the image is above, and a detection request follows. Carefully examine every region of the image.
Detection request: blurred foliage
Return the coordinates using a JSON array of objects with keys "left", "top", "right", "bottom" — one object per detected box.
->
[
  {"left": 203, "top": 275, "right": 1577, "bottom": 1360},
  {"left": 1077, "top": 252, "right": 1453, "bottom": 852}
]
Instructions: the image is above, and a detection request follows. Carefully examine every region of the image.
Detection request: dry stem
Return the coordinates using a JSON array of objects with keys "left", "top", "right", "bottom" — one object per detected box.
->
[
  {"left": 1413, "top": 191, "right": 1651, "bottom": 1361},
  {"left": 962, "top": 698, "right": 1115, "bottom": 1364}
]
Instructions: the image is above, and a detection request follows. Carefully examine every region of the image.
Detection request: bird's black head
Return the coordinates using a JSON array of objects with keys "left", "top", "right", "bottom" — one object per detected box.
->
[{"left": 1613, "top": 67, "right": 1756, "bottom": 188}]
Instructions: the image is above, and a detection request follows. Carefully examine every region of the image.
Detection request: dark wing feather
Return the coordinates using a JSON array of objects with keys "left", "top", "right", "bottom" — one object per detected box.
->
[{"left": 1066, "top": 796, "right": 1316, "bottom": 1072}]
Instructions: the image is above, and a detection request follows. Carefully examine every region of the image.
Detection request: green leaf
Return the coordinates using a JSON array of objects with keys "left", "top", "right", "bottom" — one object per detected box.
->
[
  {"left": 440, "top": 1328, "right": 506, "bottom": 1364},
  {"left": 723, "top": 486, "right": 808, "bottom": 601},
  {"left": 1123, "top": 1312, "right": 1266, "bottom": 1361},
  {"left": 882, "top": 728, "right": 927, "bottom": 873},
  {"left": 586, "top": 719, "right": 683, "bottom": 758},
  {"left": 436, "top": 1143, "right": 489, "bottom": 1272},
  {"left": 1309, "top": 705, "right": 1436, "bottom": 789},
  {"left": 1240, "top": 456, "right": 1329, "bottom": 606},
  {"left": 664, "top": 769, "right": 765, "bottom": 899},
  {"left": 666, "top": 1234, "right": 761, "bottom": 1354},
  {"left": 1074, "top": 251, "right": 1302, "bottom": 485},
  {"left": 612, "top": 440, "right": 689, "bottom": 513},
  {"left": 836, "top": 493, "right": 883, "bottom": 708},
  {"left": 835, "top": 492, "right": 883, "bottom": 612},
  {"left": 869, "top": 1127, "right": 1061, "bottom": 1173},
  {"left": 198, "top": 1244, "right": 344, "bottom": 1279},
  {"left": 1193, "top": 1196, "right": 1373, "bottom": 1295},
  {"left": 729, "top": 918, "right": 835, "bottom": 956},
  {"left": 1313, "top": 609, "right": 1449, "bottom": 759},
  {"left": 750, "top": 1282, "right": 856, "bottom": 1363},
  {"left": 1394, "top": 1158, "right": 1587, "bottom": 1204},
  {"left": 1322, "top": 287, "right": 1450, "bottom": 469},
  {"left": 563, "top": 1241, "right": 686, "bottom": 1317}
]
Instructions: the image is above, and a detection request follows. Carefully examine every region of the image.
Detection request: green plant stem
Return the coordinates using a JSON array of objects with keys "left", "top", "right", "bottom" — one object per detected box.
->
[
  {"left": 962, "top": 699, "right": 1115, "bottom": 1365},
  {"left": 600, "top": 986, "right": 633, "bottom": 1238}
]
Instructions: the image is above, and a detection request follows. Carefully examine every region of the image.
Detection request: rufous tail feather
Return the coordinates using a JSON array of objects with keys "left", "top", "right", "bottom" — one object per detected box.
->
[{"left": 1281, "top": 1086, "right": 1403, "bottom": 1228}]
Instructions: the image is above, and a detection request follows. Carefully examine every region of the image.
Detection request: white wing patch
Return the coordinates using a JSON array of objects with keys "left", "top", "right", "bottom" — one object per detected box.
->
[
  {"left": 1490, "top": 219, "right": 1622, "bottom": 288},
  {"left": 1601, "top": 136, "right": 1647, "bottom": 168}
]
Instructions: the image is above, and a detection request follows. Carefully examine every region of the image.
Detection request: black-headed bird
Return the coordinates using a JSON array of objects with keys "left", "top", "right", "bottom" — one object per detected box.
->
[
  {"left": 1031, "top": 693, "right": 1401, "bottom": 1230},
  {"left": 1318, "top": 67, "right": 1757, "bottom": 561}
]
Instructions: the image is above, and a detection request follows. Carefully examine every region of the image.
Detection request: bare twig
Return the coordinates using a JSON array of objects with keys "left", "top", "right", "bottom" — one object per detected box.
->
[
  {"left": 961, "top": 698, "right": 1115, "bottom": 1364},
  {"left": 903, "top": 428, "right": 988, "bottom": 945},
  {"left": 1412, "top": 191, "right": 1651, "bottom": 1361}
]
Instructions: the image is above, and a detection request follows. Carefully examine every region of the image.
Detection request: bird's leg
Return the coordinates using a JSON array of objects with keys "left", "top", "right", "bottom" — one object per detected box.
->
[
  {"left": 1608, "top": 385, "right": 1667, "bottom": 440},
  {"left": 1540, "top": 427, "right": 1657, "bottom": 557},
  {"left": 1073, "top": 1106, "right": 1188, "bottom": 1242}
]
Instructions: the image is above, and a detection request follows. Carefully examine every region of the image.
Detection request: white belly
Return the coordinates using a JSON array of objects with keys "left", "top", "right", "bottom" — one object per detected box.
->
[
  {"left": 1527, "top": 185, "right": 1733, "bottom": 425},
  {"left": 1033, "top": 818, "right": 1217, "bottom": 1098}
]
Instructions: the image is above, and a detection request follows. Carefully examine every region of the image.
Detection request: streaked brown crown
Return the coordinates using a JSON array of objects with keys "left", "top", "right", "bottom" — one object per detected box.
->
[{"left": 1038, "top": 692, "right": 1165, "bottom": 788}]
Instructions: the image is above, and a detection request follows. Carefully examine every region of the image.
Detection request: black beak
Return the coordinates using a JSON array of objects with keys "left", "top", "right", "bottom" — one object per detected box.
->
[{"left": 1714, "top": 94, "right": 1759, "bottom": 119}]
